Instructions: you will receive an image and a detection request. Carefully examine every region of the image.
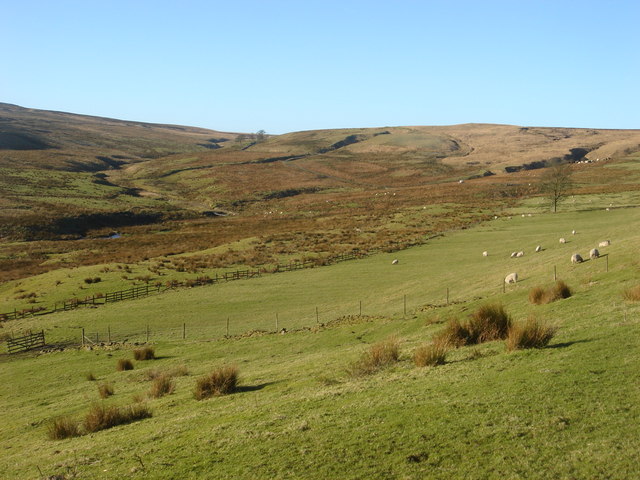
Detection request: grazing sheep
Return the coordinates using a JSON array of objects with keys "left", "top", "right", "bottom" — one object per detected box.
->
[
  {"left": 535, "top": 245, "right": 542, "bottom": 252},
  {"left": 516, "top": 251, "right": 524, "bottom": 257},
  {"left": 391, "top": 259, "right": 399, "bottom": 265},
  {"left": 599, "top": 240, "right": 611, "bottom": 247},
  {"left": 571, "top": 253, "right": 584, "bottom": 264},
  {"left": 505, "top": 272, "right": 518, "bottom": 284},
  {"left": 521, "top": 214, "right": 525, "bottom": 218},
  {"left": 482, "top": 251, "right": 488, "bottom": 257},
  {"left": 590, "top": 248, "right": 600, "bottom": 259},
  {"left": 511, "top": 252, "right": 518, "bottom": 258},
  {"left": 572, "top": 230, "right": 576, "bottom": 235},
  {"left": 559, "top": 238, "right": 566, "bottom": 244}
]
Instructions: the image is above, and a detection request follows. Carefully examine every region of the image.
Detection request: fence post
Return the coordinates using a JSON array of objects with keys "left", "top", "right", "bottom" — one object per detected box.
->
[
  {"left": 403, "top": 295, "right": 407, "bottom": 316},
  {"left": 359, "top": 300, "right": 362, "bottom": 316},
  {"left": 316, "top": 306, "right": 319, "bottom": 323},
  {"left": 276, "top": 313, "right": 279, "bottom": 332},
  {"left": 606, "top": 255, "right": 609, "bottom": 272},
  {"left": 226, "top": 317, "right": 230, "bottom": 337},
  {"left": 146, "top": 324, "right": 150, "bottom": 342},
  {"left": 446, "top": 288, "right": 449, "bottom": 305},
  {"left": 554, "top": 265, "right": 557, "bottom": 281},
  {"left": 183, "top": 323, "right": 186, "bottom": 340},
  {"left": 108, "top": 326, "right": 111, "bottom": 343}
]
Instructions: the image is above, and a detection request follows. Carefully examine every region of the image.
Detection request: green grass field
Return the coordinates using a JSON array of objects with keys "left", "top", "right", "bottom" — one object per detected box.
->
[{"left": 2, "top": 199, "right": 640, "bottom": 479}]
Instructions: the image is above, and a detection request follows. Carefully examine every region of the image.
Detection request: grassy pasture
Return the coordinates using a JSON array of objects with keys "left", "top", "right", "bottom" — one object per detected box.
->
[{"left": 1, "top": 201, "right": 640, "bottom": 478}]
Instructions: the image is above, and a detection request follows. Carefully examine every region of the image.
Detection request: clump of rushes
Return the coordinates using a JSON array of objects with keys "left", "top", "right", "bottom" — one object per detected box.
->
[
  {"left": 47, "top": 416, "right": 81, "bottom": 440},
  {"left": 433, "top": 304, "right": 512, "bottom": 347},
  {"left": 348, "top": 336, "right": 400, "bottom": 376},
  {"left": 530, "top": 280, "right": 572, "bottom": 305},
  {"left": 149, "top": 374, "right": 175, "bottom": 398},
  {"left": 133, "top": 346, "right": 155, "bottom": 361},
  {"left": 83, "top": 403, "right": 151, "bottom": 433},
  {"left": 98, "top": 382, "right": 114, "bottom": 398},
  {"left": 622, "top": 285, "right": 640, "bottom": 302},
  {"left": 413, "top": 340, "right": 448, "bottom": 367},
  {"left": 506, "top": 316, "right": 556, "bottom": 351},
  {"left": 117, "top": 359, "right": 134, "bottom": 371},
  {"left": 194, "top": 365, "right": 239, "bottom": 400}
]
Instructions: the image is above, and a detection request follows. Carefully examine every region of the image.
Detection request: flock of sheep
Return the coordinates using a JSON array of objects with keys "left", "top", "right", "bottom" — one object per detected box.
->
[{"left": 493, "top": 231, "right": 611, "bottom": 284}]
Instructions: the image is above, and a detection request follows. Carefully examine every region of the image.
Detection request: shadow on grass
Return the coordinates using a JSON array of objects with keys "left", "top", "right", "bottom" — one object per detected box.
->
[
  {"left": 236, "top": 382, "right": 276, "bottom": 393},
  {"left": 547, "top": 339, "right": 592, "bottom": 349}
]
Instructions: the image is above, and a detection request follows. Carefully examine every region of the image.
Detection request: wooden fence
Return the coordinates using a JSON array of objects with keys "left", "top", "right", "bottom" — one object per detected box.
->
[
  {"left": 0, "top": 251, "right": 374, "bottom": 322},
  {"left": 7, "top": 330, "right": 45, "bottom": 354}
]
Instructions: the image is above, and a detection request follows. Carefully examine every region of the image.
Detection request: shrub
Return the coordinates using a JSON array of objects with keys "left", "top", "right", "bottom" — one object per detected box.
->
[
  {"left": 47, "top": 416, "right": 81, "bottom": 440},
  {"left": 117, "top": 359, "right": 134, "bottom": 371},
  {"left": 98, "top": 383, "right": 114, "bottom": 399},
  {"left": 149, "top": 374, "right": 175, "bottom": 398},
  {"left": 622, "top": 285, "right": 640, "bottom": 302},
  {"left": 194, "top": 365, "right": 239, "bottom": 400},
  {"left": 133, "top": 347, "right": 155, "bottom": 361},
  {"left": 413, "top": 341, "right": 448, "bottom": 367},
  {"left": 506, "top": 317, "right": 557, "bottom": 351},
  {"left": 529, "top": 280, "right": 572, "bottom": 305},
  {"left": 348, "top": 336, "right": 400, "bottom": 376},
  {"left": 83, "top": 403, "right": 151, "bottom": 433}
]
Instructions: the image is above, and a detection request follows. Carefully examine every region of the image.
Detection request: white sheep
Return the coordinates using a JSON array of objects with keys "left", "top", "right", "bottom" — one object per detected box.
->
[
  {"left": 391, "top": 259, "right": 399, "bottom": 265},
  {"left": 559, "top": 238, "right": 566, "bottom": 244},
  {"left": 571, "top": 253, "right": 584, "bottom": 264},
  {"left": 516, "top": 251, "right": 524, "bottom": 257},
  {"left": 510, "top": 252, "right": 518, "bottom": 258},
  {"left": 535, "top": 245, "right": 542, "bottom": 252},
  {"left": 590, "top": 248, "right": 600, "bottom": 259},
  {"left": 505, "top": 272, "right": 518, "bottom": 284},
  {"left": 572, "top": 230, "right": 577, "bottom": 235},
  {"left": 599, "top": 240, "right": 611, "bottom": 247},
  {"left": 482, "top": 251, "right": 488, "bottom": 257}
]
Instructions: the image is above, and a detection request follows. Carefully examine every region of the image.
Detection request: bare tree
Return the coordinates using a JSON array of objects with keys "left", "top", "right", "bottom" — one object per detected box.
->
[{"left": 539, "top": 163, "right": 573, "bottom": 212}]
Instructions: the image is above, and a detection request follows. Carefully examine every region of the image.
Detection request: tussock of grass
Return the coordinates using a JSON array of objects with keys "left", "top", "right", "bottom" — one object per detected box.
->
[
  {"left": 434, "top": 304, "right": 512, "bottom": 347},
  {"left": 194, "top": 365, "right": 239, "bottom": 400},
  {"left": 47, "top": 416, "right": 81, "bottom": 440},
  {"left": 622, "top": 285, "right": 640, "bottom": 302},
  {"left": 530, "top": 280, "right": 572, "bottom": 305},
  {"left": 348, "top": 336, "right": 400, "bottom": 376},
  {"left": 98, "top": 382, "right": 114, "bottom": 399},
  {"left": 133, "top": 346, "right": 155, "bottom": 361},
  {"left": 506, "top": 317, "right": 557, "bottom": 351},
  {"left": 146, "top": 364, "right": 189, "bottom": 381},
  {"left": 116, "top": 359, "right": 134, "bottom": 371},
  {"left": 86, "top": 372, "right": 96, "bottom": 381},
  {"left": 83, "top": 403, "right": 151, "bottom": 433},
  {"left": 149, "top": 374, "right": 175, "bottom": 398},
  {"left": 413, "top": 341, "right": 448, "bottom": 367}
]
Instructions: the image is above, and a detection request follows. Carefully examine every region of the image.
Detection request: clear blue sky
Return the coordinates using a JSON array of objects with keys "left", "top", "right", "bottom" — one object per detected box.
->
[{"left": 2, "top": 0, "right": 639, "bottom": 134}]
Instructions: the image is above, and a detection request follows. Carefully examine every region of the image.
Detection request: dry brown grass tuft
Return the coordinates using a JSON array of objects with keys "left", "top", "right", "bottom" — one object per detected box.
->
[
  {"left": 83, "top": 403, "right": 151, "bottom": 433},
  {"left": 529, "top": 280, "right": 572, "bottom": 305},
  {"left": 433, "top": 319, "right": 470, "bottom": 347},
  {"left": 98, "top": 382, "right": 114, "bottom": 399},
  {"left": 467, "top": 303, "right": 512, "bottom": 343},
  {"left": 506, "top": 316, "right": 557, "bottom": 351},
  {"left": 348, "top": 336, "right": 400, "bottom": 376},
  {"left": 116, "top": 358, "right": 134, "bottom": 371},
  {"left": 413, "top": 340, "right": 448, "bottom": 367},
  {"left": 149, "top": 374, "right": 175, "bottom": 398},
  {"left": 133, "top": 346, "right": 155, "bottom": 361},
  {"left": 194, "top": 365, "right": 239, "bottom": 400},
  {"left": 47, "top": 416, "right": 81, "bottom": 440},
  {"left": 622, "top": 284, "right": 640, "bottom": 302}
]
